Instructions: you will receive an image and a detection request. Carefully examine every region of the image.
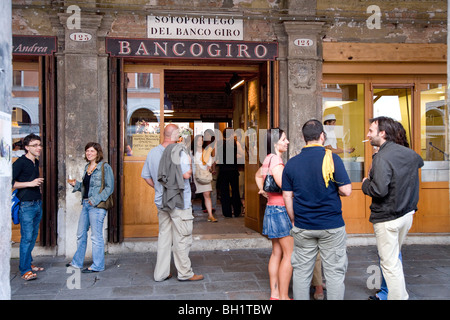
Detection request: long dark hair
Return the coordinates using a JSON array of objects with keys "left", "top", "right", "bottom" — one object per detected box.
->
[
  {"left": 369, "top": 116, "right": 397, "bottom": 142},
  {"left": 266, "top": 128, "right": 285, "bottom": 154},
  {"left": 84, "top": 142, "right": 104, "bottom": 163},
  {"left": 203, "top": 129, "right": 215, "bottom": 148},
  {"left": 394, "top": 121, "right": 410, "bottom": 148}
]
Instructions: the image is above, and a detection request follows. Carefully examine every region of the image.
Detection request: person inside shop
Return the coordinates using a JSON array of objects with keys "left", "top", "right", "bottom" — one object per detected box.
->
[
  {"left": 216, "top": 127, "right": 245, "bottom": 218},
  {"left": 323, "top": 114, "right": 355, "bottom": 155},
  {"left": 193, "top": 134, "right": 218, "bottom": 222},
  {"left": 12, "top": 133, "right": 45, "bottom": 281},
  {"left": 200, "top": 129, "right": 218, "bottom": 214},
  {"left": 66, "top": 142, "right": 114, "bottom": 273}
]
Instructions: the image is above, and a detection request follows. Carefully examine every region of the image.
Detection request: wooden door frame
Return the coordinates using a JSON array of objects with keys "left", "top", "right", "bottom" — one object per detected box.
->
[
  {"left": 11, "top": 58, "right": 58, "bottom": 246},
  {"left": 110, "top": 60, "right": 270, "bottom": 239},
  {"left": 39, "top": 55, "right": 57, "bottom": 246}
]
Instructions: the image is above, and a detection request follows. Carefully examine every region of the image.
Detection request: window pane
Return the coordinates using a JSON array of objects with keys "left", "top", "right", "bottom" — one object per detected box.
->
[
  {"left": 125, "top": 72, "right": 161, "bottom": 157},
  {"left": 137, "top": 73, "right": 153, "bottom": 89},
  {"left": 322, "top": 83, "right": 365, "bottom": 182},
  {"left": 12, "top": 70, "right": 22, "bottom": 87},
  {"left": 373, "top": 87, "right": 412, "bottom": 147},
  {"left": 11, "top": 69, "right": 40, "bottom": 159},
  {"left": 420, "top": 83, "right": 449, "bottom": 182}
]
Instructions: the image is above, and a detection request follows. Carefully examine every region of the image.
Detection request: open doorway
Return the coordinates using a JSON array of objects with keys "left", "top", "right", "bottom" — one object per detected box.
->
[{"left": 120, "top": 62, "right": 270, "bottom": 240}]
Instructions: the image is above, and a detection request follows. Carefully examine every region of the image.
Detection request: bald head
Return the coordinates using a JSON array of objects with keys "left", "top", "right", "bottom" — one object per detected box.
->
[{"left": 163, "top": 124, "right": 180, "bottom": 145}]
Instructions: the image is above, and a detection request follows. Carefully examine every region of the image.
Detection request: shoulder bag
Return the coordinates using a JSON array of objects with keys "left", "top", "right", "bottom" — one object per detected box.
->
[
  {"left": 263, "top": 155, "right": 282, "bottom": 193},
  {"left": 11, "top": 190, "right": 20, "bottom": 224},
  {"left": 195, "top": 163, "right": 213, "bottom": 185},
  {"left": 97, "top": 162, "right": 114, "bottom": 210}
]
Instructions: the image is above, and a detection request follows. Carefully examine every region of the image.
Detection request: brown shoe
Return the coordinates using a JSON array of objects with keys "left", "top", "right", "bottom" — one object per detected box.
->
[
  {"left": 179, "top": 274, "right": 204, "bottom": 281},
  {"left": 164, "top": 274, "right": 172, "bottom": 281}
]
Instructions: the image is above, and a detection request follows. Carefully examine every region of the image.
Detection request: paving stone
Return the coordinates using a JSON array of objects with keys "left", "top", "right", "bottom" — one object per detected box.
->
[{"left": 9, "top": 245, "right": 450, "bottom": 300}]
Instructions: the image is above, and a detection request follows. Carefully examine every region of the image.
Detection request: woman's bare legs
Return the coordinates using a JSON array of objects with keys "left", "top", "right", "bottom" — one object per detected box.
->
[
  {"left": 203, "top": 191, "right": 216, "bottom": 222},
  {"left": 278, "top": 235, "right": 294, "bottom": 300},
  {"left": 268, "top": 239, "right": 282, "bottom": 299}
]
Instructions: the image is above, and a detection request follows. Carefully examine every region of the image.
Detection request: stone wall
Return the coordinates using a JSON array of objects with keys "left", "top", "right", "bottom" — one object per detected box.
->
[
  {"left": 0, "top": 0, "right": 12, "bottom": 300},
  {"left": 318, "top": 0, "right": 447, "bottom": 43}
]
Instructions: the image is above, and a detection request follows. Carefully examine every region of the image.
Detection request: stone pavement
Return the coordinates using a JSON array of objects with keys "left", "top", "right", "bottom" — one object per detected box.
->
[{"left": 9, "top": 244, "right": 450, "bottom": 300}]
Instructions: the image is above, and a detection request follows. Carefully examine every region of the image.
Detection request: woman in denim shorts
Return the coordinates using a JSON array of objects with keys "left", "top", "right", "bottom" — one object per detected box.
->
[{"left": 255, "top": 128, "right": 292, "bottom": 300}]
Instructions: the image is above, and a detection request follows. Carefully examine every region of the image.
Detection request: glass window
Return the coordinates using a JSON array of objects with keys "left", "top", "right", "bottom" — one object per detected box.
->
[
  {"left": 322, "top": 83, "right": 365, "bottom": 182},
  {"left": 137, "top": 73, "right": 154, "bottom": 89},
  {"left": 13, "top": 70, "right": 22, "bottom": 87},
  {"left": 420, "top": 83, "right": 449, "bottom": 182},
  {"left": 11, "top": 69, "right": 40, "bottom": 159},
  {"left": 125, "top": 72, "right": 161, "bottom": 157},
  {"left": 373, "top": 87, "right": 412, "bottom": 147}
]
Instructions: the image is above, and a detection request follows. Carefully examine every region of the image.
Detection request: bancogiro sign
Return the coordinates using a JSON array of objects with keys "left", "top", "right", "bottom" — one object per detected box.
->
[
  {"left": 148, "top": 15, "right": 243, "bottom": 40},
  {"left": 106, "top": 38, "right": 278, "bottom": 61}
]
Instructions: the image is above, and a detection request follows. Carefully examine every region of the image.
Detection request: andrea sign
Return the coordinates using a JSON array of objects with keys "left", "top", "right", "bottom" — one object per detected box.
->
[
  {"left": 13, "top": 35, "right": 57, "bottom": 55},
  {"left": 148, "top": 16, "right": 243, "bottom": 40},
  {"left": 106, "top": 38, "right": 278, "bottom": 61}
]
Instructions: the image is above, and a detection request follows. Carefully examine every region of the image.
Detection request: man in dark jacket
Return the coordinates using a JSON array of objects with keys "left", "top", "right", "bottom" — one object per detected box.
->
[{"left": 362, "top": 117, "right": 424, "bottom": 300}]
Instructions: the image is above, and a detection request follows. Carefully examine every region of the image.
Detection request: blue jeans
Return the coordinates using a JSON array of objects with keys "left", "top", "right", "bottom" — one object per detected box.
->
[
  {"left": 262, "top": 205, "right": 292, "bottom": 239},
  {"left": 71, "top": 200, "right": 107, "bottom": 271},
  {"left": 19, "top": 200, "right": 42, "bottom": 275},
  {"left": 378, "top": 252, "right": 403, "bottom": 300}
]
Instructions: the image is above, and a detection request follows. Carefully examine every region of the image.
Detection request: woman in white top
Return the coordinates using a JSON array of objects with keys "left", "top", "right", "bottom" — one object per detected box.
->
[{"left": 193, "top": 134, "right": 217, "bottom": 222}]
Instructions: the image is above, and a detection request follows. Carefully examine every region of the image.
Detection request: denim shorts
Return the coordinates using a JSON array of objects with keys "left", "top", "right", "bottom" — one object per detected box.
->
[{"left": 262, "top": 205, "right": 292, "bottom": 239}]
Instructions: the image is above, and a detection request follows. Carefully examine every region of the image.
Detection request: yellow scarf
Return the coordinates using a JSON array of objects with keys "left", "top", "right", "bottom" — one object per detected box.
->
[{"left": 303, "top": 143, "right": 335, "bottom": 188}]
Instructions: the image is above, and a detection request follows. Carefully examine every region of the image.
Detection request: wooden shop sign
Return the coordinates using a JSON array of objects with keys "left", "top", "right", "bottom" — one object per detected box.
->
[
  {"left": 13, "top": 35, "right": 57, "bottom": 55},
  {"left": 106, "top": 37, "right": 278, "bottom": 61}
]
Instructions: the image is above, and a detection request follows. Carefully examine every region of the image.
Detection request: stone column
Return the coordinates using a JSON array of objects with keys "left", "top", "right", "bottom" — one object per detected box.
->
[
  {"left": 283, "top": 21, "right": 325, "bottom": 157},
  {"left": 273, "top": 23, "right": 289, "bottom": 134},
  {"left": 273, "top": 22, "right": 289, "bottom": 163},
  {"left": 0, "top": 0, "right": 12, "bottom": 300},
  {"left": 52, "top": 12, "right": 113, "bottom": 258}
]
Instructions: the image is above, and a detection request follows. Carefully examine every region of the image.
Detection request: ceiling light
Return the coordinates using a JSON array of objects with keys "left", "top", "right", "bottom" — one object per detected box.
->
[{"left": 229, "top": 73, "right": 244, "bottom": 90}]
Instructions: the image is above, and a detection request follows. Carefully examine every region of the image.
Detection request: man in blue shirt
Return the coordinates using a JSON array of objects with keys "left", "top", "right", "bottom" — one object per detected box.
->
[
  {"left": 282, "top": 119, "right": 352, "bottom": 300},
  {"left": 142, "top": 124, "right": 203, "bottom": 282}
]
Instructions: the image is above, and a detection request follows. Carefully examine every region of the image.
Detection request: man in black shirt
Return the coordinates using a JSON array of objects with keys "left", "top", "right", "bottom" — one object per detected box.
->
[
  {"left": 12, "top": 133, "right": 44, "bottom": 281},
  {"left": 217, "top": 128, "right": 244, "bottom": 217}
]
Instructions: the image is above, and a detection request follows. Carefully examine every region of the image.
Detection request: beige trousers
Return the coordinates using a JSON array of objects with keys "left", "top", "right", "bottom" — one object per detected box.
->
[
  {"left": 373, "top": 214, "right": 413, "bottom": 300},
  {"left": 154, "top": 207, "right": 195, "bottom": 281}
]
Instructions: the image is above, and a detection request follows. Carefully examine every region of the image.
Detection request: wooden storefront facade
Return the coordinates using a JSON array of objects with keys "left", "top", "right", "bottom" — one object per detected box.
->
[{"left": 10, "top": 1, "right": 449, "bottom": 254}]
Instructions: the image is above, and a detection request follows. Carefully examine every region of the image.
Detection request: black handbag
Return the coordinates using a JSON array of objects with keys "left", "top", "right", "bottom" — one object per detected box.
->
[{"left": 263, "top": 155, "right": 282, "bottom": 193}]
